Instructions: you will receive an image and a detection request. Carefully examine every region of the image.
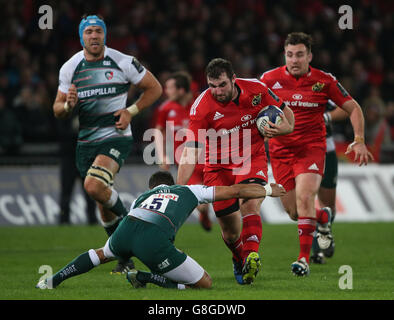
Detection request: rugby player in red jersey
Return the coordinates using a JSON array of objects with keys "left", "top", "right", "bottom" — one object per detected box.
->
[
  {"left": 177, "top": 58, "right": 295, "bottom": 284},
  {"left": 260, "top": 32, "right": 373, "bottom": 276},
  {"left": 154, "top": 71, "right": 211, "bottom": 231}
]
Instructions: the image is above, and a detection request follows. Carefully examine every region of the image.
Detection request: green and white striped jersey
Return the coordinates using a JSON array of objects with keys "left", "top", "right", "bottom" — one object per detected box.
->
[
  {"left": 325, "top": 99, "right": 336, "bottom": 152},
  {"left": 58, "top": 46, "right": 146, "bottom": 144},
  {"left": 129, "top": 184, "right": 215, "bottom": 237}
]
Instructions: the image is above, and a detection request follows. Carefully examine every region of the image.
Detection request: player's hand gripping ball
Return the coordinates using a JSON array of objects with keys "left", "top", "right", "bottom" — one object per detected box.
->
[{"left": 256, "top": 105, "right": 284, "bottom": 136}]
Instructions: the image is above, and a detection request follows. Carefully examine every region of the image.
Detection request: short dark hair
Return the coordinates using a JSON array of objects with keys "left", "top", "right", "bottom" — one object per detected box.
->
[
  {"left": 284, "top": 32, "right": 313, "bottom": 52},
  {"left": 205, "top": 58, "right": 235, "bottom": 80},
  {"left": 149, "top": 171, "right": 175, "bottom": 189},
  {"left": 168, "top": 71, "right": 191, "bottom": 92}
]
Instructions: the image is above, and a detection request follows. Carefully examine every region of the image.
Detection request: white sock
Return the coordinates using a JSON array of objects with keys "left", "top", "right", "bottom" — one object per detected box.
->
[
  {"left": 88, "top": 249, "right": 100, "bottom": 267},
  {"left": 103, "top": 188, "right": 118, "bottom": 208}
]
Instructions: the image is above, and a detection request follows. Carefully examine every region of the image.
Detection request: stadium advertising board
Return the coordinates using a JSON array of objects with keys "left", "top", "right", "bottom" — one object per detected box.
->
[{"left": 0, "top": 164, "right": 393, "bottom": 226}]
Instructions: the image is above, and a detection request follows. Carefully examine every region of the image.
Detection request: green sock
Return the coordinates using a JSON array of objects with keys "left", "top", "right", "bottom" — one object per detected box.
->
[
  {"left": 104, "top": 216, "right": 122, "bottom": 237},
  {"left": 137, "top": 271, "right": 179, "bottom": 289},
  {"left": 110, "top": 197, "right": 128, "bottom": 217},
  {"left": 51, "top": 251, "right": 95, "bottom": 288}
]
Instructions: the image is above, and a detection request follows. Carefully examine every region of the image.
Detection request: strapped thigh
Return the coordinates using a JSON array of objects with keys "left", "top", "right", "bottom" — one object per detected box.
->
[{"left": 86, "top": 165, "right": 114, "bottom": 187}]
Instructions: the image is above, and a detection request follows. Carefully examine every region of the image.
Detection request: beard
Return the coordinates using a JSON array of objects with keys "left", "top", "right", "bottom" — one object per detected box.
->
[
  {"left": 85, "top": 43, "right": 104, "bottom": 57},
  {"left": 213, "top": 84, "right": 234, "bottom": 103}
]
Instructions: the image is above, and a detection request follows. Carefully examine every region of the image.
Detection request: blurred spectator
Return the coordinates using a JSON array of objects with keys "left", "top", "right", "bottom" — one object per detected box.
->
[
  {"left": 362, "top": 88, "right": 391, "bottom": 162},
  {"left": 0, "top": 93, "right": 23, "bottom": 154},
  {"left": 0, "top": 0, "right": 392, "bottom": 162},
  {"left": 12, "top": 85, "right": 53, "bottom": 143},
  {"left": 56, "top": 112, "right": 97, "bottom": 225},
  {"left": 379, "top": 101, "right": 394, "bottom": 163}
]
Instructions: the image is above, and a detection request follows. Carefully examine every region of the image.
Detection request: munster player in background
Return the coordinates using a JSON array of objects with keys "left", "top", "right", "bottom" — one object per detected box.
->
[
  {"left": 260, "top": 32, "right": 373, "bottom": 276},
  {"left": 177, "top": 58, "right": 294, "bottom": 285},
  {"left": 154, "top": 71, "right": 211, "bottom": 231}
]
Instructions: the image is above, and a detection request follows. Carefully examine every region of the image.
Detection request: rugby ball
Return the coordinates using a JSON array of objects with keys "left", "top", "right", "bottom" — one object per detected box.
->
[{"left": 256, "top": 105, "right": 283, "bottom": 135}]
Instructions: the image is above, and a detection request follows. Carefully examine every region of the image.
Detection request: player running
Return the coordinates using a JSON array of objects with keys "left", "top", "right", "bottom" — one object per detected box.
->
[
  {"left": 260, "top": 32, "right": 373, "bottom": 276},
  {"left": 52, "top": 14, "right": 162, "bottom": 273},
  {"left": 177, "top": 58, "right": 294, "bottom": 285},
  {"left": 36, "top": 171, "right": 286, "bottom": 290}
]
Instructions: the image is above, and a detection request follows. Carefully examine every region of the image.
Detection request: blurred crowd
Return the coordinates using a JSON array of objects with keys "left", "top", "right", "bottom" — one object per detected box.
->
[{"left": 0, "top": 0, "right": 393, "bottom": 162}]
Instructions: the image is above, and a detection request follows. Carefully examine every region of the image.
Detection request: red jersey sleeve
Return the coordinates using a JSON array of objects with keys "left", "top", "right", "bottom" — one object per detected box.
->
[
  {"left": 259, "top": 67, "right": 278, "bottom": 87},
  {"left": 259, "top": 72, "right": 268, "bottom": 83},
  {"left": 187, "top": 90, "right": 210, "bottom": 146},
  {"left": 260, "top": 82, "right": 285, "bottom": 110},
  {"left": 327, "top": 76, "right": 353, "bottom": 107}
]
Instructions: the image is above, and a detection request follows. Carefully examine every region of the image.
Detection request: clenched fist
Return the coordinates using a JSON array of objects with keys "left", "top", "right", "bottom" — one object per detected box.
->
[
  {"left": 114, "top": 109, "right": 133, "bottom": 130},
  {"left": 66, "top": 84, "right": 78, "bottom": 110}
]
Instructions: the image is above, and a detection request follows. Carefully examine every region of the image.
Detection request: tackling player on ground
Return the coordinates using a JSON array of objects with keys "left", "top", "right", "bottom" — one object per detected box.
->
[
  {"left": 177, "top": 58, "right": 294, "bottom": 285},
  {"left": 52, "top": 15, "right": 162, "bottom": 274},
  {"left": 36, "top": 171, "right": 285, "bottom": 290},
  {"left": 260, "top": 32, "right": 373, "bottom": 276}
]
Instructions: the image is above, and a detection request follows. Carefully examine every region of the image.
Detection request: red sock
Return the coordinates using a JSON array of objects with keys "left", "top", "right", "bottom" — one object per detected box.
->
[
  {"left": 297, "top": 217, "right": 317, "bottom": 263},
  {"left": 241, "top": 214, "right": 262, "bottom": 260},
  {"left": 316, "top": 208, "right": 329, "bottom": 225},
  {"left": 222, "top": 234, "right": 243, "bottom": 263}
]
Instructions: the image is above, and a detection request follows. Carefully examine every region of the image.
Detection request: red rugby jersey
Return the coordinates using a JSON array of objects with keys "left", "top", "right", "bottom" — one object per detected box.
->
[
  {"left": 155, "top": 100, "right": 190, "bottom": 165},
  {"left": 260, "top": 66, "right": 353, "bottom": 155},
  {"left": 188, "top": 78, "right": 284, "bottom": 170}
]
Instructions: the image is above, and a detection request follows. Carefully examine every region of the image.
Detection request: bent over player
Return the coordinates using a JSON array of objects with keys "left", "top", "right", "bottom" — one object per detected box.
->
[
  {"left": 36, "top": 171, "right": 285, "bottom": 290},
  {"left": 177, "top": 58, "right": 294, "bottom": 285},
  {"left": 260, "top": 32, "right": 373, "bottom": 276},
  {"left": 52, "top": 15, "right": 162, "bottom": 273}
]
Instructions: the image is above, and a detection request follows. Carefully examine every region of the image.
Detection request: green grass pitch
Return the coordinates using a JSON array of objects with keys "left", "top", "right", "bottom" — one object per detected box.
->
[{"left": 0, "top": 222, "right": 393, "bottom": 300}]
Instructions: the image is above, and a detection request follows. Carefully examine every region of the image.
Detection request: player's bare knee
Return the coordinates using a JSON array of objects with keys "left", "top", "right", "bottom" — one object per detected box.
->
[
  {"left": 84, "top": 178, "right": 108, "bottom": 202},
  {"left": 84, "top": 178, "right": 99, "bottom": 197},
  {"left": 222, "top": 230, "right": 240, "bottom": 244},
  {"left": 297, "top": 192, "right": 315, "bottom": 208},
  {"left": 240, "top": 199, "right": 263, "bottom": 214}
]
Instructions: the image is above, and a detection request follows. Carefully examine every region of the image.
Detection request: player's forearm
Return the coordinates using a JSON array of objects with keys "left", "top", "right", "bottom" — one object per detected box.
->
[
  {"left": 283, "top": 105, "right": 295, "bottom": 133},
  {"left": 329, "top": 106, "right": 348, "bottom": 122},
  {"left": 236, "top": 184, "right": 268, "bottom": 199},
  {"left": 133, "top": 72, "right": 163, "bottom": 112},
  {"left": 176, "top": 147, "right": 199, "bottom": 184},
  {"left": 215, "top": 184, "right": 267, "bottom": 201},
  {"left": 344, "top": 100, "right": 366, "bottom": 140},
  {"left": 154, "top": 128, "right": 166, "bottom": 163},
  {"left": 53, "top": 101, "right": 71, "bottom": 119},
  {"left": 177, "top": 163, "right": 195, "bottom": 185},
  {"left": 134, "top": 87, "right": 162, "bottom": 112}
]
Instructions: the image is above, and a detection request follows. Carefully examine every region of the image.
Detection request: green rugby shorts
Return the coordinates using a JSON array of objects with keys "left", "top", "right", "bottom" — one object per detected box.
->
[
  {"left": 108, "top": 216, "right": 187, "bottom": 274},
  {"left": 76, "top": 137, "right": 133, "bottom": 178}
]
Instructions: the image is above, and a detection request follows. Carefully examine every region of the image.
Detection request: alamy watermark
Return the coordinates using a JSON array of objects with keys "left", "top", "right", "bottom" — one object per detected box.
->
[
  {"left": 338, "top": 265, "right": 353, "bottom": 289},
  {"left": 38, "top": 5, "right": 53, "bottom": 30},
  {"left": 38, "top": 265, "right": 53, "bottom": 289},
  {"left": 38, "top": 5, "right": 353, "bottom": 33},
  {"left": 338, "top": 5, "right": 353, "bottom": 30},
  {"left": 142, "top": 122, "right": 253, "bottom": 175}
]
